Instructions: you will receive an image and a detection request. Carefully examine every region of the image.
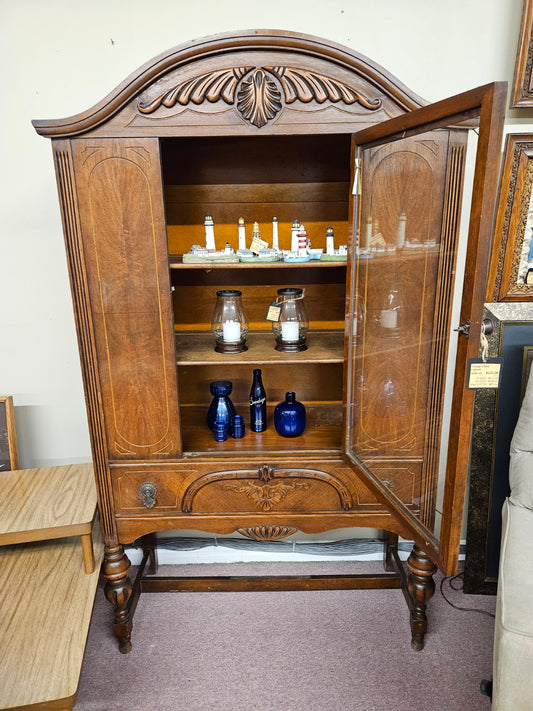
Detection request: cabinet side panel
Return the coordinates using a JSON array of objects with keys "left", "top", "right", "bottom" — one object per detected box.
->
[
  {"left": 52, "top": 140, "right": 116, "bottom": 539},
  {"left": 72, "top": 138, "right": 181, "bottom": 459}
]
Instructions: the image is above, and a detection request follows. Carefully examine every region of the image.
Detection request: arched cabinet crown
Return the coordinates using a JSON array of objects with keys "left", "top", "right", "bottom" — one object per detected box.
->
[{"left": 32, "top": 30, "right": 426, "bottom": 138}]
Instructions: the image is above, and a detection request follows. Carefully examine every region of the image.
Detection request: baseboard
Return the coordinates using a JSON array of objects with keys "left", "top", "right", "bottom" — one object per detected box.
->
[{"left": 126, "top": 537, "right": 467, "bottom": 566}]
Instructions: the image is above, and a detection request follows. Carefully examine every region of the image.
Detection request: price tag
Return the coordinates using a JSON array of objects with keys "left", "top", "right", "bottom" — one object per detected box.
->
[
  {"left": 250, "top": 234, "right": 269, "bottom": 255},
  {"left": 266, "top": 302, "right": 281, "bottom": 322},
  {"left": 467, "top": 358, "right": 503, "bottom": 389}
]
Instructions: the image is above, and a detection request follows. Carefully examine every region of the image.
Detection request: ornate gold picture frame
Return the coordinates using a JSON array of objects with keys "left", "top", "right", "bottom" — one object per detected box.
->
[
  {"left": 0, "top": 396, "right": 19, "bottom": 471},
  {"left": 511, "top": 0, "right": 533, "bottom": 107},
  {"left": 488, "top": 133, "right": 533, "bottom": 301}
]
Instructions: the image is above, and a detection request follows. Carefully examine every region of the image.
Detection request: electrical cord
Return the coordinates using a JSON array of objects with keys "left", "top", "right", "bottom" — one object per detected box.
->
[{"left": 440, "top": 571, "right": 495, "bottom": 618}]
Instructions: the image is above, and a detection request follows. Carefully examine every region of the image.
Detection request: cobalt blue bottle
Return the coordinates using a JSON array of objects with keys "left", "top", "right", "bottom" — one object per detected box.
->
[
  {"left": 274, "top": 391, "right": 306, "bottom": 437},
  {"left": 207, "top": 380, "right": 235, "bottom": 431},
  {"left": 249, "top": 368, "right": 267, "bottom": 432}
]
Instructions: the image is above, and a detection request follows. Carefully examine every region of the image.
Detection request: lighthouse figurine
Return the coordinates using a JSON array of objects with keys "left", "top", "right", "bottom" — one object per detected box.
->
[
  {"left": 291, "top": 219, "right": 300, "bottom": 252},
  {"left": 238, "top": 217, "right": 247, "bottom": 250},
  {"left": 204, "top": 213, "right": 216, "bottom": 251},
  {"left": 272, "top": 216, "right": 280, "bottom": 251}
]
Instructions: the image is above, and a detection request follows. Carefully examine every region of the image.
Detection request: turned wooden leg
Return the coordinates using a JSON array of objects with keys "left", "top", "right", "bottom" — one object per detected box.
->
[
  {"left": 406, "top": 544, "right": 437, "bottom": 651},
  {"left": 102, "top": 544, "right": 133, "bottom": 654}
]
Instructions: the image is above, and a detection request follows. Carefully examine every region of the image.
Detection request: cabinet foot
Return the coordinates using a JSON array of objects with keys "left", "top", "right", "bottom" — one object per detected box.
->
[
  {"left": 102, "top": 544, "right": 133, "bottom": 653},
  {"left": 406, "top": 544, "right": 437, "bottom": 651}
]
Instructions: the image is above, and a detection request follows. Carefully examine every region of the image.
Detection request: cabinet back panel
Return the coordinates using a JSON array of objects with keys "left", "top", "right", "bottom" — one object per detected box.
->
[
  {"left": 172, "top": 281, "right": 346, "bottom": 329},
  {"left": 165, "top": 184, "right": 349, "bottom": 254},
  {"left": 162, "top": 134, "right": 351, "bottom": 255},
  {"left": 161, "top": 135, "right": 352, "bottom": 185},
  {"left": 177, "top": 363, "right": 344, "bottom": 406}
]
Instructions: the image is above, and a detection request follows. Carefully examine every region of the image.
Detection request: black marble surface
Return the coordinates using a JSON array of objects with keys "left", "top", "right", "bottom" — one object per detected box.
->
[{"left": 464, "top": 303, "right": 533, "bottom": 594}]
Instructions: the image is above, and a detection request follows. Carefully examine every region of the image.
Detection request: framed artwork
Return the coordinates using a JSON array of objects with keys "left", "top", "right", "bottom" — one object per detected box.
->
[
  {"left": 511, "top": 0, "right": 533, "bottom": 108},
  {"left": 487, "top": 133, "right": 533, "bottom": 302},
  {"left": 0, "top": 396, "right": 19, "bottom": 472}
]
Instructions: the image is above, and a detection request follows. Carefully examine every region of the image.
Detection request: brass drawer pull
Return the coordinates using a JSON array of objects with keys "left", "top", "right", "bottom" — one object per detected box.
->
[{"left": 139, "top": 482, "right": 158, "bottom": 509}]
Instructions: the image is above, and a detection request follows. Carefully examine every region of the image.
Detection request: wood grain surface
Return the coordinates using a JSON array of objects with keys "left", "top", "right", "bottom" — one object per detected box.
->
[
  {"left": 0, "top": 522, "right": 103, "bottom": 709},
  {"left": 0, "top": 463, "right": 96, "bottom": 542}
]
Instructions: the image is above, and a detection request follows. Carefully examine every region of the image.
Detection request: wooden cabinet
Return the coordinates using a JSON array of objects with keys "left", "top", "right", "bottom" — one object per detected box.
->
[{"left": 33, "top": 31, "right": 505, "bottom": 653}]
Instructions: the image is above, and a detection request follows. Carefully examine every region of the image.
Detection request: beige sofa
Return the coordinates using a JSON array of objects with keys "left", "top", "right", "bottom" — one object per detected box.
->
[{"left": 491, "top": 373, "right": 533, "bottom": 710}]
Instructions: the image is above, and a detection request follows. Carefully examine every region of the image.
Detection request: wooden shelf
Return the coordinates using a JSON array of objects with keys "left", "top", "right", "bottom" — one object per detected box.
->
[
  {"left": 0, "top": 463, "right": 98, "bottom": 573},
  {"left": 181, "top": 403, "right": 343, "bottom": 456},
  {"left": 169, "top": 255, "right": 347, "bottom": 269},
  {"left": 175, "top": 330, "right": 345, "bottom": 365},
  {"left": 0, "top": 525, "right": 104, "bottom": 710}
]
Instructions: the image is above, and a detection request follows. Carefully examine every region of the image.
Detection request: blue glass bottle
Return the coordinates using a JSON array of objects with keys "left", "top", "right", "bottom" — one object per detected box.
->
[
  {"left": 207, "top": 380, "right": 235, "bottom": 431},
  {"left": 249, "top": 368, "right": 267, "bottom": 432},
  {"left": 274, "top": 392, "right": 306, "bottom": 437}
]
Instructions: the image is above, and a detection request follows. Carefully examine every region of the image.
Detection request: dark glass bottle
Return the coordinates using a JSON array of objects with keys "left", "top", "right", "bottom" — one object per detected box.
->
[
  {"left": 274, "top": 391, "right": 306, "bottom": 437},
  {"left": 207, "top": 380, "right": 235, "bottom": 431},
  {"left": 249, "top": 369, "right": 267, "bottom": 432}
]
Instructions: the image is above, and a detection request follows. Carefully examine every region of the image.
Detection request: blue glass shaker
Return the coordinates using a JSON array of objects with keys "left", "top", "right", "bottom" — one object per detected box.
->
[
  {"left": 274, "top": 391, "right": 306, "bottom": 437},
  {"left": 231, "top": 414, "right": 245, "bottom": 439},
  {"left": 207, "top": 380, "right": 236, "bottom": 431}
]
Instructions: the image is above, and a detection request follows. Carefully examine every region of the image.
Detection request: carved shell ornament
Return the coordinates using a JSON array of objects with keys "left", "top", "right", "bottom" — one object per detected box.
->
[{"left": 137, "top": 66, "right": 382, "bottom": 128}]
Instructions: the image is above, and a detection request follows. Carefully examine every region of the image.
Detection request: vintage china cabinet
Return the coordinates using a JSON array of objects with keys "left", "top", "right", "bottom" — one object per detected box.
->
[{"left": 33, "top": 31, "right": 505, "bottom": 653}]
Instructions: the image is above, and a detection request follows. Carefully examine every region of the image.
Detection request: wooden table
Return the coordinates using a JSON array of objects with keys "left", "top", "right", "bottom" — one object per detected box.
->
[
  {"left": 0, "top": 463, "right": 97, "bottom": 573},
  {"left": 0, "top": 525, "right": 104, "bottom": 710}
]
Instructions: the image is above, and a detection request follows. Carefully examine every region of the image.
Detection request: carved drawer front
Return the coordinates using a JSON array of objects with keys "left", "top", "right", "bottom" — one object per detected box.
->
[
  {"left": 182, "top": 464, "right": 354, "bottom": 515},
  {"left": 110, "top": 460, "right": 419, "bottom": 516}
]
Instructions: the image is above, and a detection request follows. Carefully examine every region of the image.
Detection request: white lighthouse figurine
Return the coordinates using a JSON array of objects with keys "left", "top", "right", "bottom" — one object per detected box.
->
[
  {"left": 272, "top": 216, "right": 279, "bottom": 251},
  {"left": 204, "top": 213, "right": 216, "bottom": 251},
  {"left": 238, "top": 217, "right": 246, "bottom": 250},
  {"left": 326, "top": 225, "right": 335, "bottom": 255},
  {"left": 291, "top": 219, "right": 300, "bottom": 252}
]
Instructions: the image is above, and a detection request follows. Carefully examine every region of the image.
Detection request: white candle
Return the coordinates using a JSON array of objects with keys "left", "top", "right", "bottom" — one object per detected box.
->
[
  {"left": 397, "top": 213, "right": 406, "bottom": 249},
  {"left": 281, "top": 321, "right": 300, "bottom": 341},
  {"left": 380, "top": 309, "right": 397, "bottom": 329},
  {"left": 222, "top": 320, "right": 241, "bottom": 342}
]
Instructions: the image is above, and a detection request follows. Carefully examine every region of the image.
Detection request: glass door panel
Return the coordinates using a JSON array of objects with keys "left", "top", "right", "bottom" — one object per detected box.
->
[{"left": 344, "top": 84, "right": 506, "bottom": 572}]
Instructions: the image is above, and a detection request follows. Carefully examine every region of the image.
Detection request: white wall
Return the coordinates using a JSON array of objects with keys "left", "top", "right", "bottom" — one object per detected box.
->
[{"left": 0, "top": 0, "right": 527, "bottom": 469}]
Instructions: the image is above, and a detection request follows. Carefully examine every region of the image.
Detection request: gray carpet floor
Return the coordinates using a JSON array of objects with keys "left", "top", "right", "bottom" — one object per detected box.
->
[{"left": 75, "top": 561, "right": 496, "bottom": 711}]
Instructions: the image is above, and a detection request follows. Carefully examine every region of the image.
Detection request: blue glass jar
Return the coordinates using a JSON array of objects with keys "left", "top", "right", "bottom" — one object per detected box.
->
[
  {"left": 207, "top": 380, "right": 236, "bottom": 431},
  {"left": 214, "top": 421, "right": 229, "bottom": 442},
  {"left": 274, "top": 392, "right": 306, "bottom": 437},
  {"left": 231, "top": 414, "right": 245, "bottom": 439}
]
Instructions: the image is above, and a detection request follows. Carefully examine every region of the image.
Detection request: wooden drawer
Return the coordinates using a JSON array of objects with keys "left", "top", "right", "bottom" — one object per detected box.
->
[{"left": 110, "top": 459, "right": 396, "bottom": 516}]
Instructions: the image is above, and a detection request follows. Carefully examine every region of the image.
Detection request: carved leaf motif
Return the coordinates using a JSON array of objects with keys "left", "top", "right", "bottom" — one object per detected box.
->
[
  {"left": 137, "top": 67, "right": 252, "bottom": 114},
  {"left": 266, "top": 66, "right": 382, "bottom": 110},
  {"left": 136, "top": 64, "right": 381, "bottom": 127},
  {"left": 236, "top": 69, "right": 282, "bottom": 128},
  {"left": 237, "top": 526, "right": 298, "bottom": 541},
  {"left": 224, "top": 481, "right": 308, "bottom": 511}
]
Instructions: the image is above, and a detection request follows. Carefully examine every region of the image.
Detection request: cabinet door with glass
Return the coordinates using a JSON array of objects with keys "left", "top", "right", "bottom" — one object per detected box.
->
[{"left": 345, "top": 83, "right": 506, "bottom": 575}]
